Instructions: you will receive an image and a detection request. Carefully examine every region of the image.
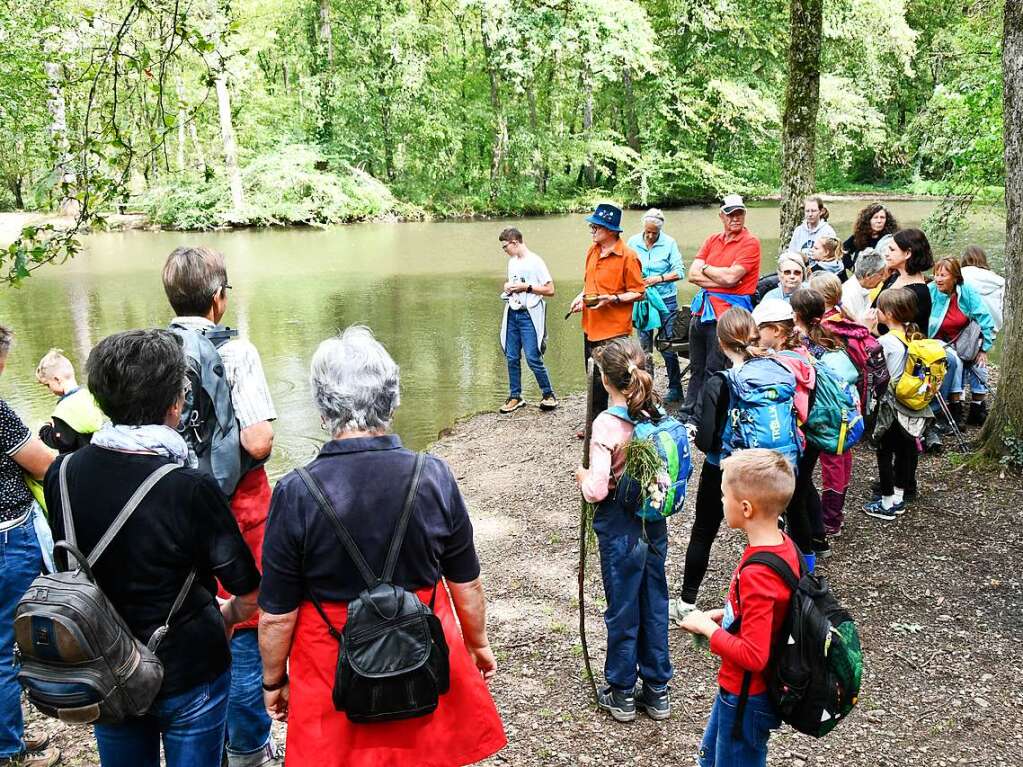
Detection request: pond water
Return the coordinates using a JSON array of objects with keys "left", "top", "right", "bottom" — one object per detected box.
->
[{"left": 0, "top": 200, "right": 1005, "bottom": 480}]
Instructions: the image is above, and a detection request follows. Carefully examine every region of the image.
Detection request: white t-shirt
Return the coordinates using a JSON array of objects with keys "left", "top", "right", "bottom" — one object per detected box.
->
[
  {"left": 505, "top": 250, "right": 553, "bottom": 310},
  {"left": 840, "top": 277, "right": 872, "bottom": 324}
]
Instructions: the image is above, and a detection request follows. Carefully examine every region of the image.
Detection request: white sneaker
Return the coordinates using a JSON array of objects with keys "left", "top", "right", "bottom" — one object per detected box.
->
[{"left": 668, "top": 598, "right": 697, "bottom": 626}]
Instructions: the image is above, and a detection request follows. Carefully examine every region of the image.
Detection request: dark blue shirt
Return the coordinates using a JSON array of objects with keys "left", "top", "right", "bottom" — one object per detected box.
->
[{"left": 259, "top": 435, "right": 480, "bottom": 613}]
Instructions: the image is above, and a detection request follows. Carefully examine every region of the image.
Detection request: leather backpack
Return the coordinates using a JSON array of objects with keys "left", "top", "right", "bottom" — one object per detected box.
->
[
  {"left": 296, "top": 452, "right": 450, "bottom": 723},
  {"left": 15, "top": 456, "right": 195, "bottom": 725}
]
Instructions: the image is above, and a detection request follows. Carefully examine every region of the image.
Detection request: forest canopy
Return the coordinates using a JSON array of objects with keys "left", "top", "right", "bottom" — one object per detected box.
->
[{"left": 0, "top": 0, "right": 1006, "bottom": 229}]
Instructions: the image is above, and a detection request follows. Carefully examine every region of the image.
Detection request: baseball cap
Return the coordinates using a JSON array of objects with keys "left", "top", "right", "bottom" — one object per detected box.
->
[
  {"left": 720, "top": 194, "right": 746, "bottom": 214},
  {"left": 752, "top": 298, "right": 794, "bottom": 325}
]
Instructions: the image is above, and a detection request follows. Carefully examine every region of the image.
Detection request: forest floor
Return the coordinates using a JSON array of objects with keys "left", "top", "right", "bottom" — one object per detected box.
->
[{"left": 23, "top": 381, "right": 1023, "bottom": 767}]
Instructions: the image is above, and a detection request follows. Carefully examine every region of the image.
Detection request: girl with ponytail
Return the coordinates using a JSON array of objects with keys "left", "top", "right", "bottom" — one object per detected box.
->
[
  {"left": 669, "top": 307, "right": 801, "bottom": 620},
  {"left": 575, "top": 337, "right": 673, "bottom": 722}
]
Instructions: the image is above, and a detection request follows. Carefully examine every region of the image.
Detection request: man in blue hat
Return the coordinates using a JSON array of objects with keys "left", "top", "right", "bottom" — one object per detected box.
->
[{"left": 569, "top": 203, "right": 646, "bottom": 415}]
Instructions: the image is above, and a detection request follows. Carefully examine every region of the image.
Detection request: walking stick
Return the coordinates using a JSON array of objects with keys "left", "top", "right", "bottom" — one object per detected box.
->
[
  {"left": 936, "top": 392, "right": 969, "bottom": 452},
  {"left": 578, "top": 358, "right": 599, "bottom": 704}
]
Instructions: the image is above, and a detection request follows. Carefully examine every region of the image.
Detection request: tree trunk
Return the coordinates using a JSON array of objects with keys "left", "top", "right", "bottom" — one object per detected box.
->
[
  {"left": 622, "top": 67, "right": 641, "bottom": 153},
  {"left": 316, "top": 0, "right": 335, "bottom": 144},
  {"left": 215, "top": 75, "right": 245, "bottom": 213},
  {"left": 978, "top": 0, "right": 1023, "bottom": 461},
  {"left": 188, "top": 121, "right": 207, "bottom": 172},
  {"left": 319, "top": 0, "right": 334, "bottom": 67},
  {"left": 581, "top": 62, "right": 595, "bottom": 186},
  {"left": 480, "top": 15, "right": 505, "bottom": 203},
  {"left": 11, "top": 177, "right": 24, "bottom": 209},
  {"left": 778, "top": 0, "right": 823, "bottom": 244},
  {"left": 44, "top": 61, "right": 78, "bottom": 217}
]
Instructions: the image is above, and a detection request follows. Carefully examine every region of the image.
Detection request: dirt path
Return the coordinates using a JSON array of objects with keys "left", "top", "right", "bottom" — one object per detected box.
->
[{"left": 25, "top": 389, "right": 1023, "bottom": 766}]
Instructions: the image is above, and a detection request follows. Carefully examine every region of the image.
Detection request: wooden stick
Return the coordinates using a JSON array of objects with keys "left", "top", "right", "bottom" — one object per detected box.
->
[{"left": 578, "top": 358, "right": 598, "bottom": 703}]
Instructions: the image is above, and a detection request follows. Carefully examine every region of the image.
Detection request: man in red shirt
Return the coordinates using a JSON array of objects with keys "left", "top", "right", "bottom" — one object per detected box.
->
[
  {"left": 569, "top": 203, "right": 646, "bottom": 414},
  {"left": 680, "top": 195, "right": 761, "bottom": 427},
  {"left": 681, "top": 449, "right": 800, "bottom": 767}
]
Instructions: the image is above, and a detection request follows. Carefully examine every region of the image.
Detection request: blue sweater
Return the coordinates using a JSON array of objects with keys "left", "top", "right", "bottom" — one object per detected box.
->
[{"left": 927, "top": 282, "right": 996, "bottom": 351}]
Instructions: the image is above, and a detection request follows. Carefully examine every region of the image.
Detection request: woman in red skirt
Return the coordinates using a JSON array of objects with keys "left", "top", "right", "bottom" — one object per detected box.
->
[{"left": 258, "top": 326, "right": 506, "bottom": 767}]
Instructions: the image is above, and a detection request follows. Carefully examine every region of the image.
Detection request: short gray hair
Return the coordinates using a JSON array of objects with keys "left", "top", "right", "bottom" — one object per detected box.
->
[
  {"left": 0, "top": 325, "right": 12, "bottom": 357},
  {"left": 311, "top": 326, "right": 400, "bottom": 435},
  {"left": 642, "top": 208, "right": 665, "bottom": 229},
  {"left": 854, "top": 248, "right": 886, "bottom": 280},
  {"left": 162, "top": 246, "right": 228, "bottom": 316}
]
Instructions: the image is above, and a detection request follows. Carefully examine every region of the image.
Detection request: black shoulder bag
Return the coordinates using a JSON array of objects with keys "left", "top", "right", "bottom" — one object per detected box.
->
[{"left": 296, "top": 453, "right": 450, "bottom": 723}]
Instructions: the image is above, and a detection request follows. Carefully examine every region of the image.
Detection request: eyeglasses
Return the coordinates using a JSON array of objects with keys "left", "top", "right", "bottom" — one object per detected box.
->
[
  {"left": 588, "top": 225, "right": 602, "bottom": 232},
  {"left": 222, "top": 283, "right": 232, "bottom": 292},
  {"left": 780, "top": 270, "right": 802, "bottom": 276}
]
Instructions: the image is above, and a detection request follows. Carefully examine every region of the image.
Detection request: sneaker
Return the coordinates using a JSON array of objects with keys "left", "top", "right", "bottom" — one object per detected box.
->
[
  {"left": 824, "top": 526, "right": 841, "bottom": 538},
  {"left": 597, "top": 685, "right": 636, "bottom": 722},
  {"left": 635, "top": 682, "right": 671, "bottom": 721},
  {"left": 668, "top": 598, "right": 697, "bottom": 626},
  {"left": 539, "top": 394, "right": 559, "bottom": 411},
  {"left": 499, "top": 397, "right": 526, "bottom": 414},
  {"left": 0, "top": 748, "right": 61, "bottom": 767},
  {"left": 227, "top": 738, "right": 283, "bottom": 767},
  {"left": 863, "top": 498, "right": 901, "bottom": 520},
  {"left": 664, "top": 387, "right": 683, "bottom": 403},
  {"left": 814, "top": 540, "right": 832, "bottom": 560}
]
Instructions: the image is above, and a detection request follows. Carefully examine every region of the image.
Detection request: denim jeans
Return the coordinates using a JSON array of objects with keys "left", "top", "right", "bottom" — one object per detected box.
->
[
  {"left": 941, "top": 347, "right": 989, "bottom": 399},
  {"left": 226, "top": 630, "right": 274, "bottom": 763},
  {"left": 638, "top": 294, "right": 682, "bottom": 391},
  {"left": 592, "top": 492, "right": 672, "bottom": 691},
  {"left": 698, "top": 690, "right": 780, "bottom": 767},
  {"left": 505, "top": 308, "right": 553, "bottom": 398},
  {"left": 94, "top": 670, "right": 230, "bottom": 767},
  {"left": 680, "top": 317, "right": 729, "bottom": 426},
  {"left": 0, "top": 511, "right": 44, "bottom": 759}
]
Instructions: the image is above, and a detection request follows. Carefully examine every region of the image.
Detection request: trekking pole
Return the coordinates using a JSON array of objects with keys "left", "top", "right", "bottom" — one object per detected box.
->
[
  {"left": 577, "top": 358, "right": 599, "bottom": 704},
  {"left": 935, "top": 392, "right": 969, "bottom": 452}
]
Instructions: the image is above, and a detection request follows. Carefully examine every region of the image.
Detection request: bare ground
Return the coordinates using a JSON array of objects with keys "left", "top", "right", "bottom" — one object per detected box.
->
[{"left": 26, "top": 388, "right": 1023, "bottom": 766}]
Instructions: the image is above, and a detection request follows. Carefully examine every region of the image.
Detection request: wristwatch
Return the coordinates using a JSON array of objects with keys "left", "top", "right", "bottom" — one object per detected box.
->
[
  {"left": 262, "top": 673, "right": 288, "bottom": 691},
  {"left": 526, "top": 284, "right": 533, "bottom": 293}
]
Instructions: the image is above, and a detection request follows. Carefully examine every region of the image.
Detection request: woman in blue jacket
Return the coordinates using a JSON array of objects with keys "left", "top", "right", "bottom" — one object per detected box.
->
[{"left": 928, "top": 257, "right": 996, "bottom": 426}]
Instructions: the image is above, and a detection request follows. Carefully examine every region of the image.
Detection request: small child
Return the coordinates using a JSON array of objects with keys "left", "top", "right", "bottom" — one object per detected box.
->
[
  {"left": 681, "top": 449, "right": 801, "bottom": 767},
  {"left": 864, "top": 289, "right": 928, "bottom": 519},
  {"left": 809, "top": 236, "right": 845, "bottom": 280},
  {"left": 35, "top": 348, "right": 105, "bottom": 453},
  {"left": 575, "top": 337, "right": 672, "bottom": 723}
]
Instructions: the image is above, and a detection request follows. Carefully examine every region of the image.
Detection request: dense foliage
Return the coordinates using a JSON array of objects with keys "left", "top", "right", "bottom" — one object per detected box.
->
[{"left": 0, "top": 0, "right": 1006, "bottom": 239}]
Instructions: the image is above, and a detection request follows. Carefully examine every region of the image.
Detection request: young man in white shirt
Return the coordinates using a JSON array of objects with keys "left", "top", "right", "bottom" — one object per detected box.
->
[{"left": 498, "top": 228, "right": 558, "bottom": 413}]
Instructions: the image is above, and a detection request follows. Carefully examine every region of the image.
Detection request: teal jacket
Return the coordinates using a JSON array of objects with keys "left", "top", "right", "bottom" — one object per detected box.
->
[{"left": 927, "top": 281, "right": 996, "bottom": 351}]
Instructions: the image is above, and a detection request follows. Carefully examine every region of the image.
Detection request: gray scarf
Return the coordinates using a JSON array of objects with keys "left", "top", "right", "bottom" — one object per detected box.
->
[{"left": 90, "top": 424, "right": 188, "bottom": 465}]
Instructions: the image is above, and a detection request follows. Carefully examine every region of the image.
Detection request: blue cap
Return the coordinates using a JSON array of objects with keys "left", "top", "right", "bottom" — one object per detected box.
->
[{"left": 585, "top": 203, "right": 623, "bottom": 233}]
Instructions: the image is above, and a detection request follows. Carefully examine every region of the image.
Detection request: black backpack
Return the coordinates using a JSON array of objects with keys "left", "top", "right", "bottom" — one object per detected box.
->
[
  {"left": 732, "top": 551, "right": 863, "bottom": 739},
  {"left": 296, "top": 453, "right": 450, "bottom": 723},
  {"left": 15, "top": 457, "right": 196, "bottom": 725}
]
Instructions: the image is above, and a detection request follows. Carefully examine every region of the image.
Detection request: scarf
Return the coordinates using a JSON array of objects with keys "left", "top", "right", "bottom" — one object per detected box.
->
[{"left": 91, "top": 423, "right": 188, "bottom": 465}]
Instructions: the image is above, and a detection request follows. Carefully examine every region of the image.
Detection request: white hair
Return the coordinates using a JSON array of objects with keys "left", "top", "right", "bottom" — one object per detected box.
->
[
  {"left": 310, "top": 326, "right": 400, "bottom": 435},
  {"left": 777, "top": 251, "right": 806, "bottom": 275},
  {"left": 854, "top": 247, "right": 887, "bottom": 280},
  {"left": 642, "top": 208, "right": 665, "bottom": 229}
]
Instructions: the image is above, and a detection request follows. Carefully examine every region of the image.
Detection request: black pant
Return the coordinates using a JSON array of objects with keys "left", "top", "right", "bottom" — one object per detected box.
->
[
  {"left": 786, "top": 445, "right": 821, "bottom": 555},
  {"left": 876, "top": 422, "right": 919, "bottom": 496},
  {"left": 584, "top": 336, "right": 625, "bottom": 416},
  {"left": 680, "top": 462, "right": 723, "bottom": 604},
  {"left": 679, "top": 317, "right": 729, "bottom": 426}
]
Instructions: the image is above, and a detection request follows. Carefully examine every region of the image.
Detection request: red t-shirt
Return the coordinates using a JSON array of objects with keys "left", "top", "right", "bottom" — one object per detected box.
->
[
  {"left": 709, "top": 534, "right": 801, "bottom": 696},
  {"left": 937, "top": 294, "right": 969, "bottom": 342},
  {"left": 696, "top": 228, "right": 761, "bottom": 317}
]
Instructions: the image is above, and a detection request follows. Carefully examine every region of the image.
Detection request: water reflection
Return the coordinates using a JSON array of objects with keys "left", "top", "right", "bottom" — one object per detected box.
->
[{"left": 0, "top": 201, "right": 1004, "bottom": 480}]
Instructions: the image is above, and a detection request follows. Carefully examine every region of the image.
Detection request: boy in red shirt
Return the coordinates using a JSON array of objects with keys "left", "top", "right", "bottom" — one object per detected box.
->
[{"left": 681, "top": 449, "right": 801, "bottom": 767}]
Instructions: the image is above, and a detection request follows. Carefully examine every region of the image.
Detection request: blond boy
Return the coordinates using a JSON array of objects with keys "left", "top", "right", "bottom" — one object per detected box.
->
[{"left": 35, "top": 349, "right": 105, "bottom": 453}]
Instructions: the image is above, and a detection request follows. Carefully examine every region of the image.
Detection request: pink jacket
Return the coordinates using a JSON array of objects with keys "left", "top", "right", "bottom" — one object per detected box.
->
[{"left": 774, "top": 348, "right": 817, "bottom": 424}]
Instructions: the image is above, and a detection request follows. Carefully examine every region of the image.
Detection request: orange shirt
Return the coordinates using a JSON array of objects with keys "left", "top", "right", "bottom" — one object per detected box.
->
[
  {"left": 696, "top": 228, "right": 761, "bottom": 317},
  {"left": 582, "top": 238, "right": 647, "bottom": 342}
]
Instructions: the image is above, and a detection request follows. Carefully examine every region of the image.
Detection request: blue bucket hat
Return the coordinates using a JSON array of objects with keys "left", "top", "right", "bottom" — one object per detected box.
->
[{"left": 585, "top": 203, "right": 623, "bottom": 233}]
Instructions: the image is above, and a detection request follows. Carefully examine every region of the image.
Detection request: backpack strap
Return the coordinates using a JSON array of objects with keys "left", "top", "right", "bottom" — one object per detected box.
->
[
  {"left": 296, "top": 467, "right": 378, "bottom": 589},
  {"left": 605, "top": 405, "right": 633, "bottom": 423},
  {"left": 381, "top": 452, "right": 426, "bottom": 582},
  {"left": 58, "top": 454, "right": 78, "bottom": 553}
]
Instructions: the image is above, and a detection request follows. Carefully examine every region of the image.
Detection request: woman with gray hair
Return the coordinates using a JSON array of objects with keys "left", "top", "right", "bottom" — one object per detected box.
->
[
  {"left": 258, "top": 326, "right": 505, "bottom": 766},
  {"left": 840, "top": 247, "right": 888, "bottom": 324},
  {"left": 627, "top": 208, "right": 686, "bottom": 401}
]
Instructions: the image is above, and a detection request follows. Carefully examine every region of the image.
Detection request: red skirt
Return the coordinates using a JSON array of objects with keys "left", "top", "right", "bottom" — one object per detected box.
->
[{"left": 285, "top": 585, "right": 507, "bottom": 767}]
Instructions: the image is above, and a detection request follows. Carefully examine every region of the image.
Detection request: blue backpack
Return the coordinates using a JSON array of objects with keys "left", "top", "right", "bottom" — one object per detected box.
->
[
  {"left": 721, "top": 357, "right": 802, "bottom": 467},
  {"left": 606, "top": 406, "right": 693, "bottom": 521},
  {"left": 802, "top": 356, "right": 865, "bottom": 456}
]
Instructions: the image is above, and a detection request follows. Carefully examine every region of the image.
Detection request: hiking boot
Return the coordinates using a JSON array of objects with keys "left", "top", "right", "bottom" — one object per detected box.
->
[
  {"left": 922, "top": 424, "right": 943, "bottom": 453},
  {"left": 635, "top": 682, "right": 671, "bottom": 721},
  {"left": 813, "top": 539, "right": 832, "bottom": 560},
  {"left": 597, "top": 685, "right": 636, "bottom": 722},
  {"left": 22, "top": 734, "right": 48, "bottom": 754},
  {"left": 539, "top": 394, "right": 559, "bottom": 411},
  {"left": 968, "top": 400, "right": 988, "bottom": 426},
  {"left": 0, "top": 747, "right": 61, "bottom": 767},
  {"left": 948, "top": 400, "right": 967, "bottom": 429},
  {"left": 664, "top": 386, "right": 683, "bottom": 403},
  {"left": 499, "top": 397, "right": 526, "bottom": 414},
  {"left": 863, "top": 498, "right": 901, "bottom": 520},
  {"left": 668, "top": 598, "right": 697, "bottom": 626}
]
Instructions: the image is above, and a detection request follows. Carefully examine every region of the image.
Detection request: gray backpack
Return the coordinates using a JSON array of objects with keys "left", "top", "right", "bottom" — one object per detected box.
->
[{"left": 15, "top": 456, "right": 195, "bottom": 725}]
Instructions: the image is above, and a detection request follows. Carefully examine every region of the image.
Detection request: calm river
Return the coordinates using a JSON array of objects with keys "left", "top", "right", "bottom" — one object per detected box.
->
[{"left": 0, "top": 200, "right": 1005, "bottom": 479}]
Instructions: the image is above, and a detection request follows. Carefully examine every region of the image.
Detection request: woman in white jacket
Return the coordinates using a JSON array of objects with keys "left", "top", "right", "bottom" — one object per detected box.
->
[{"left": 961, "top": 246, "right": 1005, "bottom": 331}]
